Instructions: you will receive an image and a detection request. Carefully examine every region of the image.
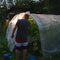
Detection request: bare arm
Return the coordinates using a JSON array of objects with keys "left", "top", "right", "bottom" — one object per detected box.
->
[{"left": 11, "top": 25, "right": 17, "bottom": 38}]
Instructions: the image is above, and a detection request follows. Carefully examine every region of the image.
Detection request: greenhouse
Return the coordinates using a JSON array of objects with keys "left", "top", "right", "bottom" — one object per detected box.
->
[
  {"left": 31, "top": 14, "right": 60, "bottom": 57},
  {"left": 6, "top": 12, "right": 60, "bottom": 58}
]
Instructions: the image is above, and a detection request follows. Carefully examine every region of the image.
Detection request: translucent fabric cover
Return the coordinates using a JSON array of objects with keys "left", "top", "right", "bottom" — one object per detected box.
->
[
  {"left": 6, "top": 13, "right": 60, "bottom": 57},
  {"left": 31, "top": 14, "right": 60, "bottom": 56}
]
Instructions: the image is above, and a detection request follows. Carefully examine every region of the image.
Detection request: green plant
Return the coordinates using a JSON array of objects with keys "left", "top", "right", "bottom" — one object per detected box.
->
[{"left": 28, "top": 16, "right": 40, "bottom": 51}]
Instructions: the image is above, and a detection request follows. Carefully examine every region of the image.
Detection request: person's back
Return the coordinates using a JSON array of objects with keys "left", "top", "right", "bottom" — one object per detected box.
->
[
  {"left": 16, "top": 19, "right": 30, "bottom": 42},
  {"left": 11, "top": 13, "right": 30, "bottom": 60}
]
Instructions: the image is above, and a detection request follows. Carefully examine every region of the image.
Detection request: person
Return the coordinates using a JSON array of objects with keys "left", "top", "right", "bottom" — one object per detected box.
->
[{"left": 11, "top": 12, "right": 30, "bottom": 60}]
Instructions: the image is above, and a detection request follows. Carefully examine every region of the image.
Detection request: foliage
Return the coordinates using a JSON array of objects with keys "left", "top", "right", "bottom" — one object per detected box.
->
[
  {"left": 28, "top": 16, "right": 41, "bottom": 51},
  {"left": 8, "top": 0, "right": 60, "bottom": 14},
  {"left": 0, "top": 0, "right": 60, "bottom": 15},
  {"left": 41, "top": 0, "right": 60, "bottom": 14}
]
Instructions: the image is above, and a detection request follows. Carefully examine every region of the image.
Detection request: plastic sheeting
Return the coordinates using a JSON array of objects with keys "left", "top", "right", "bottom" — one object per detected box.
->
[
  {"left": 31, "top": 14, "right": 60, "bottom": 56},
  {"left": 6, "top": 13, "right": 60, "bottom": 57},
  {"left": 6, "top": 12, "right": 27, "bottom": 51}
]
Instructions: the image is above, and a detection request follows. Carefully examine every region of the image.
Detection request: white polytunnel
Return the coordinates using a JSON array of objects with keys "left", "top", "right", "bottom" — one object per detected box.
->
[{"left": 6, "top": 13, "right": 60, "bottom": 57}]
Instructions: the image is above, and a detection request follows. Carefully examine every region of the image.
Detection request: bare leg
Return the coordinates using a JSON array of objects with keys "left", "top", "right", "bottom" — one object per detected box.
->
[
  {"left": 15, "top": 49, "right": 20, "bottom": 60},
  {"left": 23, "top": 49, "right": 27, "bottom": 60}
]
